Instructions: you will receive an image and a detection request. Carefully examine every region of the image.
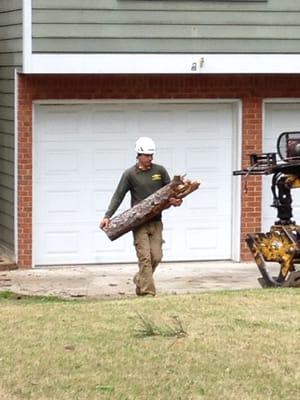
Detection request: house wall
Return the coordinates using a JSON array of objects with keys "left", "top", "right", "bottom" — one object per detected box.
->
[
  {"left": 0, "top": 0, "right": 23, "bottom": 251},
  {"left": 31, "top": 0, "right": 300, "bottom": 54},
  {"left": 18, "top": 73, "right": 300, "bottom": 268}
]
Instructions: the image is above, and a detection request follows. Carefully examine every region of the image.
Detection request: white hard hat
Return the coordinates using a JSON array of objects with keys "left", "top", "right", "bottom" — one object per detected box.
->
[{"left": 135, "top": 137, "right": 156, "bottom": 155}]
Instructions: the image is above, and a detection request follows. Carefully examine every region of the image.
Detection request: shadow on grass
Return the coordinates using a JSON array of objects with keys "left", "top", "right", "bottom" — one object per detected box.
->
[{"left": 0, "top": 290, "right": 69, "bottom": 303}]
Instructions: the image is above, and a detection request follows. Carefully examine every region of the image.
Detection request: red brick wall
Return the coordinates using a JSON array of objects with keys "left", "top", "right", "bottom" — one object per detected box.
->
[{"left": 18, "top": 74, "right": 300, "bottom": 267}]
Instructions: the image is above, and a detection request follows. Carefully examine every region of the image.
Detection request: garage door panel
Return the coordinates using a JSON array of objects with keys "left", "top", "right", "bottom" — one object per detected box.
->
[
  {"left": 167, "top": 184, "right": 230, "bottom": 216},
  {"left": 137, "top": 111, "right": 174, "bottom": 133},
  {"left": 36, "top": 186, "right": 83, "bottom": 220},
  {"left": 46, "top": 231, "right": 80, "bottom": 255},
  {"left": 91, "top": 111, "right": 129, "bottom": 134},
  {"left": 93, "top": 149, "right": 129, "bottom": 182},
  {"left": 186, "top": 144, "right": 232, "bottom": 171},
  {"left": 186, "top": 227, "right": 217, "bottom": 250},
  {"left": 94, "top": 189, "right": 131, "bottom": 216},
  {"left": 164, "top": 219, "right": 231, "bottom": 260},
  {"left": 93, "top": 190, "right": 112, "bottom": 214},
  {"left": 36, "top": 113, "right": 82, "bottom": 142},
  {"left": 187, "top": 147, "right": 217, "bottom": 170},
  {"left": 155, "top": 151, "right": 176, "bottom": 175},
  {"left": 43, "top": 150, "right": 80, "bottom": 176},
  {"left": 186, "top": 110, "right": 220, "bottom": 134},
  {"left": 38, "top": 228, "right": 82, "bottom": 261},
  {"left": 94, "top": 171, "right": 128, "bottom": 187},
  {"left": 92, "top": 188, "right": 130, "bottom": 216},
  {"left": 94, "top": 149, "right": 127, "bottom": 168},
  {"left": 37, "top": 224, "right": 136, "bottom": 264},
  {"left": 42, "top": 189, "right": 81, "bottom": 219},
  {"left": 186, "top": 149, "right": 220, "bottom": 173},
  {"left": 194, "top": 187, "right": 219, "bottom": 211},
  {"left": 94, "top": 233, "right": 132, "bottom": 254},
  {"left": 36, "top": 145, "right": 83, "bottom": 182},
  {"left": 269, "top": 109, "right": 300, "bottom": 132},
  {"left": 264, "top": 103, "right": 300, "bottom": 230},
  {"left": 186, "top": 109, "right": 232, "bottom": 137},
  {"left": 94, "top": 231, "right": 136, "bottom": 263},
  {"left": 34, "top": 102, "right": 235, "bottom": 265}
]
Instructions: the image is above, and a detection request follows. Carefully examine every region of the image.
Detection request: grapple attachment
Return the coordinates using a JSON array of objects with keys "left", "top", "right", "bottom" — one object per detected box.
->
[{"left": 246, "top": 225, "right": 300, "bottom": 288}]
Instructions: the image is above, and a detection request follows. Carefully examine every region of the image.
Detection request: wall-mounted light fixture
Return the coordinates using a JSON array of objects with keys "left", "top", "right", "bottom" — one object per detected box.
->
[{"left": 191, "top": 57, "right": 205, "bottom": 72}]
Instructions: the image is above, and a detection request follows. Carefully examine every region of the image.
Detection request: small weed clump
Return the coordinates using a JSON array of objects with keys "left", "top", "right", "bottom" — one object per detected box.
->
[{"left": 134, "top": 313, "right": 187, "bottom": 338}]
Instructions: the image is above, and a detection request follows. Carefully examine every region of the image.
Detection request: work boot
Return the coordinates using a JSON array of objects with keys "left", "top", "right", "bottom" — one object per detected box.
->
[
  {"left": 135, "top": 286, "right": 141, "bottom": 296},
  {"left": 135, "top": 287, "right": 155, "bottom": 297},
  {"left": 133, "top": 274, "right": 141, "bottom": 295},
  {"left": 133, "top": 272, "right": 155, "bottom": 296}
]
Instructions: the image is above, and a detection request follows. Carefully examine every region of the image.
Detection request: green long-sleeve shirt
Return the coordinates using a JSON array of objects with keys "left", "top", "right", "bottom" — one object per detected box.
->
[{"left": 104, "top": 163, "right": 170, "bottom": 220}]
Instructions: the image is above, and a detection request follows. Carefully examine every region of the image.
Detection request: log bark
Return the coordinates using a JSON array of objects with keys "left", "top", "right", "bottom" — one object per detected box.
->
[{"left": 103, "top": 175, "right": 200, "bottom": 241}]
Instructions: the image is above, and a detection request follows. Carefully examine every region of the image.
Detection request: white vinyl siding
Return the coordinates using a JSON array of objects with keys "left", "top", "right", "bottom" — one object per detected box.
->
[
  {"left": 0, "top": 0, "right": 22, "bottom": 250},
  {"left": 31, "top": 0, "right": 300, "bottom": 54}
]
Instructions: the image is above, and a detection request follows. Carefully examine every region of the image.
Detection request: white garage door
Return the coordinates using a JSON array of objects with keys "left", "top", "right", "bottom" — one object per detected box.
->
[
  {"left": 34, "top": 102, "right": 236, "bottom": 265},
  {"left": 263, "top": 103, "right": 300, "bottom": 230}
]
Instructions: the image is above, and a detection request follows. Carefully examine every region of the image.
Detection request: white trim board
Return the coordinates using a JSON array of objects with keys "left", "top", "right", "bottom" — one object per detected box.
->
[
  {"left": 26, "top": 54, "right": 300, "bottom": 74},
  {"left": 14, "top": 69, "right": 19, "bottom": 263},
  {"left": 22, "top": 0, "right": 32, "bottom": 72},
  {"left": 231, "top": 100, "right": 242, "bottom": 262},
  {"left": 33, "top": 99, "right": 241, "bottom": 105}
]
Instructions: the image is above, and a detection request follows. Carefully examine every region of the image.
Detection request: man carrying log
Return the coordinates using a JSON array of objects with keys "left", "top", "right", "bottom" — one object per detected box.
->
[{"left": 99, "top": 137, "right": 182, "bottom": 297}]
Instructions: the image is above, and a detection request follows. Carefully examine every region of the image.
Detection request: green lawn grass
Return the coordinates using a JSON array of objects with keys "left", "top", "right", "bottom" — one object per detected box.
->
[{"left": 0, "top": 289, "right": 299, "bottom": 400}]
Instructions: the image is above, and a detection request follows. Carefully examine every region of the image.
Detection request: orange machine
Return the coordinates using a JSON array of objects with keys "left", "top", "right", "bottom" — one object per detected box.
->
[{"left": 234, "top": 132, "right": 300, "bottom": 288}]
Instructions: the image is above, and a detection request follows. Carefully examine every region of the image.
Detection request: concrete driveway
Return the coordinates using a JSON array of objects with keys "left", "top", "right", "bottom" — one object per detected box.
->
[{"left": 0, "top": 261, "right": 263, "bottom": 299}]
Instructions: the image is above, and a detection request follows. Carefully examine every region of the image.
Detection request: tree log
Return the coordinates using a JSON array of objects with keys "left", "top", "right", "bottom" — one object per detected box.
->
[{"left": 102, "top": 175, "right": 200, "bottom": 241}]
